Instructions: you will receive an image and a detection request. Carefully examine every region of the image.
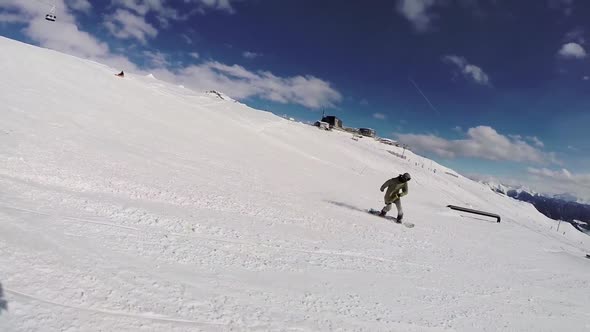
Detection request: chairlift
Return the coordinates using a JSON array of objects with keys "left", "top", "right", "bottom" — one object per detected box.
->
[{"left": 45, "top": 5, "right": 56, "bottom": 22}]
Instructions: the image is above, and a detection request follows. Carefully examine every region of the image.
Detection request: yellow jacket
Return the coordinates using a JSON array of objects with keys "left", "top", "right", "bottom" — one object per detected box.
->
[{"left": 380, "top": 176, "right": 408, "bottom": 204}]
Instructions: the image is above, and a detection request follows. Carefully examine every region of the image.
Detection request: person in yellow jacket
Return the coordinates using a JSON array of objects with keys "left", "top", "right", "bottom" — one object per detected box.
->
[{"left": 379, "top": 173, "right": 411, "bottom": 221}]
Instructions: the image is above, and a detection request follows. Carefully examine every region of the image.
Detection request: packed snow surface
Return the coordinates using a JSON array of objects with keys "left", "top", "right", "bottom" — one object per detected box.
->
[{"left": 0, "top": 37, "right": 589, "bottom": 331}]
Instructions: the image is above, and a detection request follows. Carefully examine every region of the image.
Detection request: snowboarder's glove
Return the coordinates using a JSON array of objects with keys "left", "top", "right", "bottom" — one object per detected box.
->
[{"left": 380, "top": 188, "right": 384, "bottom": 192}]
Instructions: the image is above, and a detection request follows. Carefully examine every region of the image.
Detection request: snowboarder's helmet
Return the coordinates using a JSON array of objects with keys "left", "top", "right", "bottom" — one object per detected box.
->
[{"left": 402, "top": 173, "right": 411, "bottom": 182}]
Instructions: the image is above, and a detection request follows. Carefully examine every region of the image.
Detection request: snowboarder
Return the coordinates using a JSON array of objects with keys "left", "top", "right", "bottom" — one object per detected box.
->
[
  {"left": 379, "top": 172, "right": 411, "bottom": 221},
  {"left": 115, "top": 71, "right": 124, "bottom": 77}
]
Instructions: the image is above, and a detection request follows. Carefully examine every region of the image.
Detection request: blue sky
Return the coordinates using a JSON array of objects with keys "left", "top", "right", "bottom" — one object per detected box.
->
[{"left": 1, "top": 0, "right": 590, "bottom": 200}]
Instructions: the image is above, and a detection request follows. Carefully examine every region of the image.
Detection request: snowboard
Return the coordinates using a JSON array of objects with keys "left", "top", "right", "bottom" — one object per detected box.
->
[{"left": 368, "top": 209, "right": 415, "bottom": 228}]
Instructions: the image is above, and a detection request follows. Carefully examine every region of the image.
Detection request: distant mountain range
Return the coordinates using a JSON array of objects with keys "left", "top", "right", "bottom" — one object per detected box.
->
[{"left": 482, "top": 182, "right": 590, "bottom": 234}]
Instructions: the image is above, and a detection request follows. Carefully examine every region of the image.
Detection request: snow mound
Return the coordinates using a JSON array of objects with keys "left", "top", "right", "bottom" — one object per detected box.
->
[{"left": 0, "top": 36, "right": 589, "bottom": 331}]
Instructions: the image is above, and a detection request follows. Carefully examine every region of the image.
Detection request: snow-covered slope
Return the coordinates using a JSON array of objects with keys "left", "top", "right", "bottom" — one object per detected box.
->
[{"left": 0, "top": 37, "right": 589, "bottom": 331}]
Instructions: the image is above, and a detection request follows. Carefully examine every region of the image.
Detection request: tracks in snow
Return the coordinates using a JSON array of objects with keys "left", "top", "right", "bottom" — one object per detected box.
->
[
  {"left": 0, "top": 203, "right": 431, "bottom": 270},
  {"left": 5, "top": 288, "right": 225, "bottom": 327}
]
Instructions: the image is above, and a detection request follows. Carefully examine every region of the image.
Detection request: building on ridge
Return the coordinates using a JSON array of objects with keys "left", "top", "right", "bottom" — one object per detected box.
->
[{"left": 321, "top": 116, "right": 342, "bottom": 129}]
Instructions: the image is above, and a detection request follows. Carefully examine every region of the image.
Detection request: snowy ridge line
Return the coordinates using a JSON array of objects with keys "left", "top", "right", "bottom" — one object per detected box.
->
[
  {"left": 1, "top": 203, "right": 431, "bottom": 269},
  {"left": 4, "top": 288, "right": 225, "bottom": 326}
]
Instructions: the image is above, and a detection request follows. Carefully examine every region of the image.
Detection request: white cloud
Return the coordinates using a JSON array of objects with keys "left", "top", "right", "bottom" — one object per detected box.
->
[
  {"left": 526, "top": 167, "right": 590, "bottom": 202},
  {"left": 549, "top": 0, "right": 575, "bottom": 16},
  {"left": 0, "top": 0, "right": 341, "bottom": 110},
  {"left": 397, "top": 126, "right": 558, "bottom": 164},
  {"left": 527, "top": 167, "right": 571, "bottom": 178},
  {"left": 558, "top": 42, "right": 587, "bottom": 59},
  {"left": 26, "top": 20, "right": 109, "bottom": 59},
  {"left": 443, "top": 55, "right": 491, "bottom": 86},
  {"left": 564, "top": 28, "right": 585, "bottom": 44},
  {"left": 526, "top": 136, "right": 544, "bottom": 147},
  {"left": 104, "top": 0, "right": 241, "bottom": 34},
  {"left": 584, "top": 76, "right": 590, "bottom": 81},
  {"left": 470, "top": 168, "right": 590, "bottom": 203},
  {"left": 143, "top": 50, "right": 170, "bottom": 67},
  {"left": 67, "top": 0, "right": 92, "bottom": 13},
  {"left": 194, "top": 0, "right": 237, "bottom": 14},
  {"left": 151, "top": 62, "right": 342, "bottom": 109},
  {"left": 373, "top": 113, "right": 386, "bottom": 120},
  {"left": 396, "top": 0, "right": 438, "bottom": 32},
  {"left": 0, "top": 12, "right": 29, "bottom": 23},
  {"left": 1, "top": 0, "right": 59, "bottom": 21},
  {"left": 0, "top": 0, "right": 138, "bottom": 71},
  {"left": 465, "top": 173, "right": 527, "bottom": 190},
  {"left": 242, "top": 51, "right": 261, "bottom": 59},
  {"left": 111, "top": 0, "right": 237, "bottom": 20},
  {"left": 104, "top": 9, "right": 158, "bottom": 44},
  {"left": 464, "top": 167, "right": 590, "bottom": 204},
  {"left": 111, "top": 0, "right": 177, "bottom": 18},
  {"left": 189, "top": 52, "right": 200, "bottom": 59}
]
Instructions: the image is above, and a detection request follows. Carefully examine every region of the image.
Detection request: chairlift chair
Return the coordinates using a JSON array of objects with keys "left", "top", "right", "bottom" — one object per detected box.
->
[{"left": 45, "top": 5, "right": 56, "bottom": 22}]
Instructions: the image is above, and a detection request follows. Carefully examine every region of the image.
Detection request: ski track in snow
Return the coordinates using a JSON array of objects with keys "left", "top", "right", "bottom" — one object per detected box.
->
[
  {"left": 1, "top": 37, "right": 589, "bottom": 331},
  {"left": 5, "top": 288, "right": 222, "bottom": 326}
]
